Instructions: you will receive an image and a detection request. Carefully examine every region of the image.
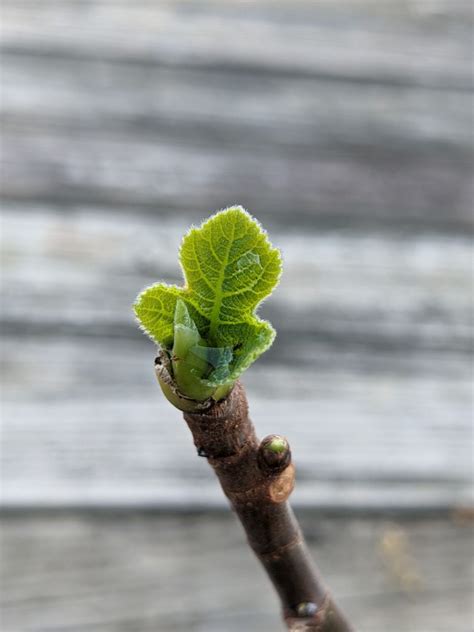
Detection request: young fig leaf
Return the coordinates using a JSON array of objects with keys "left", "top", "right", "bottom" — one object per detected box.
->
[{"left": 134, "top": 206, "right": 282, "bottom": 401}]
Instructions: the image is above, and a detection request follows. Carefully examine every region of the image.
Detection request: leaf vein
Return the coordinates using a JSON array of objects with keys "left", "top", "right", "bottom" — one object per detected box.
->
[
  {"left": 189, "top": 237, "right": 217, "bottom": 295},
  {"left": 222, "top": 261, "right": 272, "bottom": 298}
]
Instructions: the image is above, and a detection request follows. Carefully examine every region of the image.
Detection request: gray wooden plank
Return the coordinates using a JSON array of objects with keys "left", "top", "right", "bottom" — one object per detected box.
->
[
  {"left": 3, "top": 54, "right": 471, "bottom": 159},
  {"left": 2, "top": 1, "right": 472, "bottom": 89},
  {"left": 3, "top": 125, "right": 471, "bottom": 232},
  {"left": 2, "top": 208, "right": 472, "bottom": 354},
  {"left": 1, "top": 207, "right": 472, "bottom": 509},
  {"left": 1, "top": 335, "right": 472, "bottom": 509},
  {"left": 1, "top": 0, "right": 472, "bottom": 230},
  {"left": 1, "top": 513, "right": 473, "bottom": 631},
  {"left": 1, "top": 0, "right": 472, "bottom": 513},
  {"left": 1, "top": 51, "right": 471, "bottom": 232}
]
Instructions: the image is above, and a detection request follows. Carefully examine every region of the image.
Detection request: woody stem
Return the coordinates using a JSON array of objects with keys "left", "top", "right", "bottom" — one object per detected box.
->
[{"left": 181, "top": 381, "right": 354, "bottom": 631}]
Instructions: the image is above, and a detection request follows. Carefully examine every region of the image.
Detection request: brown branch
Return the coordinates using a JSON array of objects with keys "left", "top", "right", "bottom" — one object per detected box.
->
[{"left": 156, "top": 358, "right": 354, "bottom": 631}]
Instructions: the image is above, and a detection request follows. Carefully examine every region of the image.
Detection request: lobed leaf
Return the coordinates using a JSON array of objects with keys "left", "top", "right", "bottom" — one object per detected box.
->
[{"left": 134, "top": 206, "right": 282, "bottom": 398}]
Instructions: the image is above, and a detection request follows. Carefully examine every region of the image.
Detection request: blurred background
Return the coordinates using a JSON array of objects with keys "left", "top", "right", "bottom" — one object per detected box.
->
[{"left": 1, "top": 1, "right": 473, "bottom": 630}]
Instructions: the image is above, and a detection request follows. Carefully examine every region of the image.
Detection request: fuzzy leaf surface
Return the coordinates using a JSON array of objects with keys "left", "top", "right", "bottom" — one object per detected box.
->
[{"left": 134, "top": 206, "right": 281, "bottom": 387}]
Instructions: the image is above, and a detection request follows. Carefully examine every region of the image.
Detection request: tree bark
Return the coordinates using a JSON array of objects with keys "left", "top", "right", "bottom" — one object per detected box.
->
[{"left": 179, "top": 380, "right": 354, "bottom": 631}]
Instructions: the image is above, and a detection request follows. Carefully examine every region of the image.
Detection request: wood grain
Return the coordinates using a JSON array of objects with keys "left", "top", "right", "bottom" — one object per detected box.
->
[
  {"left": 1, "top": 512, "right": 473, "bottom": 631},
  {"left": 1, "top": 0, "right": 472, "bottom": 511},
  {"left": 1, "top": 1, "right": 472, "bottom": 230},
  {"left": 2, "top": 1, "right": 472, "bottom": 88}
]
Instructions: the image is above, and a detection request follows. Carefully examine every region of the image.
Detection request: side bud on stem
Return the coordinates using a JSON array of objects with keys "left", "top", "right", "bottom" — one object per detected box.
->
[
  {"left": 259, "top": 434, "right": 292, "bottom": 472},
  {"left": 181, "top": 383, "right": 353, "bottom": 632}
]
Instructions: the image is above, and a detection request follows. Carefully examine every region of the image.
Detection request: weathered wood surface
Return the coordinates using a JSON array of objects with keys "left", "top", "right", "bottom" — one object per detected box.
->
[
  {"left": 1, "top": 0, "right": 473, "bottom": 231},
  {"left": 2, "top": 209, "right": 472, "bottom": 509},
  {"left": 1, "top": 0, "right": 473, "bottom": 510},
  {"left": 1, "top": 512, "right": 473, "bottom": 632}
]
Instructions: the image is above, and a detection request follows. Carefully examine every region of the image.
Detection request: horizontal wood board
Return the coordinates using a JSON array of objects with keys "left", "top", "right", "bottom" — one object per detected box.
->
[
  {"left": 1, "top": 512, "right": 473, "bottom": 631},
  {"left": 1, "top": 0, "right": 473, "bottom": 510}
]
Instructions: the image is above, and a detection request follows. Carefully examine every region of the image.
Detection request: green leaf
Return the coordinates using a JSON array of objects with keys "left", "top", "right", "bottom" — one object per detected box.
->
[
  {"left": 170, "top": 299, "right": 210, "bottom": 400},
  {"left": 134, "top": 206, "right": 282, "bottom": 400}
]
